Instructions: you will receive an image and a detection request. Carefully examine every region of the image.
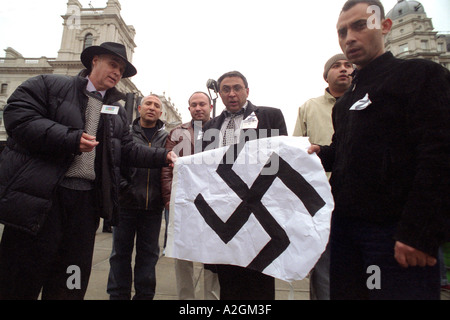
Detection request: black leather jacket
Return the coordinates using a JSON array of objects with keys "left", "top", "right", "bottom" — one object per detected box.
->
[{"left": 119, "top": 118, "right": 168, "bottom": 213}]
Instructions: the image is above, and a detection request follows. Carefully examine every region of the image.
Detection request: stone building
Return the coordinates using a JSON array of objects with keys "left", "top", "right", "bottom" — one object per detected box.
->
[
  {"left": 0, "top": 0, "right": 182, "bottom": 152},
  {"left": 385, "top": 0, "right": 450, "bottom": 68}
]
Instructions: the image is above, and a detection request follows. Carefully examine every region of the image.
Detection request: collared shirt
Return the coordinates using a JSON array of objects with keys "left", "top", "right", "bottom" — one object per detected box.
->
[
  {"left": 219, "top": 101, "right": 248, "bottom": 147},
  {"left": 86, "top": 76, "right": 106, "bottom": 98}
]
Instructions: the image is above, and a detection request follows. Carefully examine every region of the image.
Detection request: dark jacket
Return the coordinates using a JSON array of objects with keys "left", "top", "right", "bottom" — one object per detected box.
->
[
  {"left": 319, "top": 52, "right": 450, "bottom": 256},
  {"left": 202, "top": 101, "right": 287, "bottom": 150},
  {"left": 0, "top": 71, "right": 169, "bottom": 234},
  {"left": 200, "top": 101, "right": 287, "bottom": 278},
  {"left": 119, "top": 118, "right": 168, "bottom": 212}
]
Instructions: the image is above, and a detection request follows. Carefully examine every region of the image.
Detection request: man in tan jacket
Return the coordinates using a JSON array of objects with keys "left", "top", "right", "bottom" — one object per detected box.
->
[
  {"left": 293, "top": 53, "right": 353, "bottom": 300},
  {"left": 293, "top": 54, "right": 353, "bottom": 146}
]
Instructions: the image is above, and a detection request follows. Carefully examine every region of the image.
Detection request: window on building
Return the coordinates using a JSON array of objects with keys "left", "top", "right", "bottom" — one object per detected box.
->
[
  {"left": 399, "top": 43, "right": 409, "bottom": 53},
  {"left": 1, "top": 84, "right": 7, "bottom": 95},
  {"left": 421, "top": 40, "right": 429, "bottom": 50},
  {"left": 438, "top": 43, "right": 445, "bottom": 52},
  {"left": 84, "top": 33, "right": 93, "bottom": 49}
]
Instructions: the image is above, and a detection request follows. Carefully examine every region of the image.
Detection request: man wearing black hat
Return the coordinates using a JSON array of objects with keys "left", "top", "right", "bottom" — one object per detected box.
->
[{"left": 0, "top": 42, "right": 176, "bottom": 300}]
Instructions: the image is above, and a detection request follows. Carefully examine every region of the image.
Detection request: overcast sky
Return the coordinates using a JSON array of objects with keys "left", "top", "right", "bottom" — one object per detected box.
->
[{"left": 1, "top": 0, "right": 449, "bottom": 133}]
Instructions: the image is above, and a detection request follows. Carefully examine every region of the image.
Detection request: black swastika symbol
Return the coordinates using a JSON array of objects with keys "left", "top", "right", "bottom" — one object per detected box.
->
[{"left": 194, "top": 142, "right": 326, "bottom": 272}]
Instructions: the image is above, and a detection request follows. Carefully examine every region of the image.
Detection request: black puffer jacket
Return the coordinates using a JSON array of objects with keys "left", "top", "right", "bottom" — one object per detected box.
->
[
  {"left": 0, "top": 71, "right": 168, "bottom": 234},
  {"left": 119, "top": 118, "right": 168, "bottom": 213}
]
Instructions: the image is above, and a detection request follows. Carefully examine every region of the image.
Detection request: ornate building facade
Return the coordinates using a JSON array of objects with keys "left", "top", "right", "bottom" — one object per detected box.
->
[
  {"left": 0, "top": 0, "right": 182, "bottom": 151},
  {"left": 385, "top": 0, "right": 450, "bottom": 68}
]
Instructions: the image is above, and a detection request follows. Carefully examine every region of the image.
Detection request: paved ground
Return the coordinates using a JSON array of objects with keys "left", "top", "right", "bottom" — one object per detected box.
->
[
  {"left": 85, "top": 220, "right": 311, "bottom": 300},
  {"left": 0, "top": 223, "right": 448, "bottom": 300},
  {"left": 85, "top": 221, "right": 450, "bottom": 300}
]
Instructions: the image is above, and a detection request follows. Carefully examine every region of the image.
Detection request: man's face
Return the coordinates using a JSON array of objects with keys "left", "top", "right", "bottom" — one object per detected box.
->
[
  {"left": 326, "top": 59, "right": 354, "bottom": 88},
  {"left": 337, "top": 3, "right": 392, "bottom": 69},
  {"left": 219, "top": 77, "right": 249, "bottom": 113},
  {"left": 89, "top": 54, "right": 126, "bottom": 91},
  {"left": 139, "top": 95, "right": 163, "bottom": 126},
  {"left": 189, "top": 93, "right": 212, "bottom": 124}
]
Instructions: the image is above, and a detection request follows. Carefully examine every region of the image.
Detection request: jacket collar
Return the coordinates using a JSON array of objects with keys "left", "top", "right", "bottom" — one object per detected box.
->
[
  {"left": 77, "top": 69, "right": 126, "bottom": 105},
  {"left": 132, "top": 117, "right": 166, "bottom": 133},
  {"left": 244, "top": 101, "right": 257, "bottom": 118},
  {"left": 219, "top": 100, "right": 256, "bottom": 120},
  {"left": 170, "top": 121, "right": 196, "bottom": 133},
  {"left": 324, "top": 89, "right": 337, "bottom": 103},
  {"left": 351, "top": 51, "right": 394, "bottom": 86},
  {"left": 208, "top": 100, "right": 257, "bottom": 131}
]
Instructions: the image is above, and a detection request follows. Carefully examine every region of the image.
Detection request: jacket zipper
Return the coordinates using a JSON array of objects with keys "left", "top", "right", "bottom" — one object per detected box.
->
[{"left": 144, "top": 129, "right": 158, "bottom": 210}]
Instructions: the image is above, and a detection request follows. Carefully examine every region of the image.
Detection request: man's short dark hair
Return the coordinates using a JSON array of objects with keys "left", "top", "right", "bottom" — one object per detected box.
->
[
  {"left": 217, "top": 71, "right": 249, "bottom": 89},
  {"left": 188, "top": 91, "right": 211, "bottom": 106},
  {"left": 341, "top": 0, "right": 385, "bottom": 19}
]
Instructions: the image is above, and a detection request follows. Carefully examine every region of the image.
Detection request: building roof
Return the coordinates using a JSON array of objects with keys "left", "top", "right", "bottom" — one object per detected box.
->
[{"left": 386, "top": 0, "right": 425, "bottom": 20}]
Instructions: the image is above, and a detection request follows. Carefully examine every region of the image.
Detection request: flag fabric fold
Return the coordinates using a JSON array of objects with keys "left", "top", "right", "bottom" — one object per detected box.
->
[{"left": 166, "top": 136, "right": 334, "bottom": 282}]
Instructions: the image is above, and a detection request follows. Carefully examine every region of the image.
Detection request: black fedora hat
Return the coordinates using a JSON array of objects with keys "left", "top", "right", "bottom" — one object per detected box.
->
[{"left": 81, "top": 42, "right": 137, "bottom": 78}]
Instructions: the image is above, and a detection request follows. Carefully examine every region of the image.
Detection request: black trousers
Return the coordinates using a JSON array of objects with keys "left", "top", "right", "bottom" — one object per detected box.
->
[
  {"left": 216, "top": 265, "right": 275, "bottom": 300},
  {"left": 0, "top": 186, "right": 99, "bottom": 300}
]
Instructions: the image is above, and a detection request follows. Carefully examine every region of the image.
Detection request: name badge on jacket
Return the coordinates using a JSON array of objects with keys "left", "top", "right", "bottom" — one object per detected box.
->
[
  {"left": 101, "top": 105, "right": 120, "bottom": 115},
  {"left": 242, "top": 112, "right": 259, "bottom": 129}
]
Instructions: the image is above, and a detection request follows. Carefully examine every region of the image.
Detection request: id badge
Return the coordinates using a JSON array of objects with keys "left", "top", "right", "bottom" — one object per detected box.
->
[
  {"left": 242, "top": 112, "right": 259, "bottom": 129},
  {"left": 101, "top": 105, "right": 120, "bottom": 115}
]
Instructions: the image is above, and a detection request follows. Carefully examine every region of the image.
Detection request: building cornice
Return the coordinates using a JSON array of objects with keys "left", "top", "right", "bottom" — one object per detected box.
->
[
  {"left": 388, "top": 30, "right": 438, "bottom": 44},
  {"left": 0, "top": 67, "right": 54, "bottom": 74},
  {"left": 49, "top": 60, "right": 84, "bottom": 68}
]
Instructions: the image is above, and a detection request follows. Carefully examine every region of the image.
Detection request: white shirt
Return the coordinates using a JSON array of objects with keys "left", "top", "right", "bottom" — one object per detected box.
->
[
  {"left": 219, "top": 101, "right": 248, "bottom": 147},
  {"left": 86, "top": 76, "right": 106, "bottom": 98}
]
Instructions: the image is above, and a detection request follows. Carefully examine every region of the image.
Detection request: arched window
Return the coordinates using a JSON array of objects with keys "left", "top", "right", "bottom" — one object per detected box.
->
[{"left": 84, "top": 33, "right": 93, "bottom": 49}]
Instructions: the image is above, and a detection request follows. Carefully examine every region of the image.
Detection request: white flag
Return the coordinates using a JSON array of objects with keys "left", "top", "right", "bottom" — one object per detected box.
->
[{"left": 166, "top": 136, "right": 334, "bottom": 282}]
